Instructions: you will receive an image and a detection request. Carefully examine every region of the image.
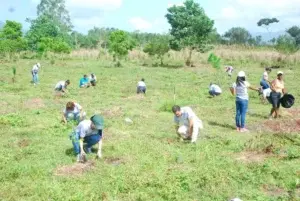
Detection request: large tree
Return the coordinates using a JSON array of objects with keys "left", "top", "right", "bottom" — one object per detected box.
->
[
  {"left": 223, "top": 27, "right": 252, "bottom": 45},
  {"left": 287, "top": 26, "right": 300, "bottom": 46},
  {"left": 36, "top": 0, "right": 73, "bottom": 31},
  {"left": 257, "top": 18, "right": 279, "bottom": 32},
  {"left": 166, "top": 0, "right": 214, "bottom": 66}
]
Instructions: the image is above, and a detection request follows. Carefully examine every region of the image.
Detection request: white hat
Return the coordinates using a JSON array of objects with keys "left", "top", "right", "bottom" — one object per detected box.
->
[
  {"left": 277, "top": 71, "right": 284, "bottom": 75},
  {"left": 238, "top": 71, "right": 246, "bottom": 77}
]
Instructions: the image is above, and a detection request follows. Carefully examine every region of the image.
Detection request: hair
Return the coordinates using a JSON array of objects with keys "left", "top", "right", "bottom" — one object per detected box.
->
[
  {"left": 84, "top": 75, "right": 87, "bottom": 78},
  {"left": 172, "top": 105, "right": 181, "bottom": 113},
  {"left": 66, "top": 102, "right": 75, "bottom": 110},
  {"left": 91, "top": 73, "right": 95, "bottom": 78},
  {"left": 265, "top": 67, "right": 272, "bottom": 72},
  {"left": 141, "top": 78, "right": 145, "bottom": 82},
  {"left": 66, "top": 80, "right": 70, "bottom": 84},
  {"left": 236, "top": 76, "right": 246, "bottom": 86}
]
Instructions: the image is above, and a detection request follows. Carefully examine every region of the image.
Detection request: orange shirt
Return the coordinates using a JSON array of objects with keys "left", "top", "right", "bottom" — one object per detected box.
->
[{"left": 272, "top": 79, "right": 284, "bottom": 93}]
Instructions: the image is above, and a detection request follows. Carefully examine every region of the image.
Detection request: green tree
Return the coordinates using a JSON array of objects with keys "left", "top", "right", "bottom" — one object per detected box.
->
[
  {"left": 37, "top": 37, "right": 71, "bottom": 54},
  {"left": 275, "top": 35, "right": 298, "bottom": 54},
  {"left": 37, "top": 0, "right": 73, "bottom": 31},
  {"left": 223, "top": 27, "right": 252, "bottom": 45},
  {"left": 287, "top": 26, "right": 300, "bottom": 46},
  {"left": 257, "top": 18, "right": 279, "bottom": 32},
  {"left": 0, "top": 20, "right": 27, "bottom": 54},
  {"left": 166, "top": 0, "right": 214, "bottom": 66},
  {"left": 143, "top": 36, "right": 170, "bottom": 66},
  {"left": 108, "top": 30, "right": 135, "bottom": 66}
]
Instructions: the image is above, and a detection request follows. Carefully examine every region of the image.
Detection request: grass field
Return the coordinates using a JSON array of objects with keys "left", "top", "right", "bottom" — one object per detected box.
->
[{"left": 0, "top": 57, "right": 300, "bottom": 201}]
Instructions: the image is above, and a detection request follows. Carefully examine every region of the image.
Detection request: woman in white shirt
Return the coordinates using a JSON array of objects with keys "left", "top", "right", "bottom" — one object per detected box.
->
[
  {"left": 231, "top": 71, "right": 259, "bottom": 132},
  {"left": 62, "top": 102, "right": 86, "bottom": 123}
]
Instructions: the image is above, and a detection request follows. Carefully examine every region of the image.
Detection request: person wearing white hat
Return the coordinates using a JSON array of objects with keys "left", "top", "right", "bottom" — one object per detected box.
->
[
  {"left": 270, "top": 71, "right": 285, "bottom": 119},
  {"left": 31, "top": 63, "right": 41, "bottom": 85},
  {"left": 230, "top": 71, "right": 259, "bottom": 132}
]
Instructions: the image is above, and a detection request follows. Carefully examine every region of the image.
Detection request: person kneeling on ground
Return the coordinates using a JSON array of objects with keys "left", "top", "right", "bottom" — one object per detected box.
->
[
  {"left": 225, "top": 65, "right": 234, "bottom": 77},
  {"left": 260, "top": 67, "right": 272, "bottom": 103},
  {"left": 55, "top": 80, "right": 70, "bottom": 95},
  {"left": 209, "top": 83, "right": 222, "bottom": 97},
  {"left": 89, "top": 73, "right": 97, "bottom": 86},
  {"left": 62, "top": 102, "right": 86, "bottom": 124},
  {"left": 269, "top": 71, "right": 286, "bottom": 119},
  {"left": 70, "top": 115, "right": 104, "bottom": 162},
  {"left": 137, "top": 78, "right": 146, "bottom": 94},
  {"left": 79, "top": 75, "right": 90, "bottom": 88},
  {"left": 172, "top": 105, "right": 203, "bottom": 143}
]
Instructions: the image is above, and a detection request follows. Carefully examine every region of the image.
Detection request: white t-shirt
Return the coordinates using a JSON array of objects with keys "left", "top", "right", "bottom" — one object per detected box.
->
[
  {"left": 32, "top": 64, "right": 39, "bottom": 74},
  {"left": 262, "top": 71, "right": 268, "bottom": 81},
  {"left": 55, "top": 81, "right": 66, "bottom": 90},
  {"left": 226, "top": 66, "right": 234, "bottom": 73},
  {"left": 76, "top": 120, "right": 98, "bottom": 138},
  {"left": 232, "top": 81, "right": 250, "bottom": 100},
  {"left": 137, "top": 81, "right": 146, "bottom": 87},
  {"left": 89, "top": 75, "right": 97, "bottom": 81},
  {"left": 63, "top": 102, "right": 82, "bottom": 114},
  {"left": 174, "top": 107, "right": 201, "bottom": 127},
  {"left": 209, "top": 84, "right": 222, "bottom": 93}
]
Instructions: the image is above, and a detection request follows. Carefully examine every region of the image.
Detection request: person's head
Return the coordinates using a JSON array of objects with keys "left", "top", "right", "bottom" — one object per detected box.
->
[
  {"left": 141, "top": 78, "right": 145, "bottom": 82},
  {"left": 265, "top": 67, "right": 272, "bottom": 73},
  {"left": 236, "top": 71, "right": 246, "bottom": 86},
  {"left": 65, "top": 80, "right": 70, "bottom": 85},
  {"left": 84, "top": 75, "right": 87, "bottom": 78},
  {"left": 172, "top": 105, "right": 181, "bottom": 117},
  {"left": 277, "top": 71, "right": 284, "bottom": 80},
  {"left": 66, "top": 102, "right": 75, "bottom": 111},
  {"left": 90, "top": 115, "right": 104, "bottom": 130},
  {"left": 91, "top": 73, "right": 95, "bottom": 78}
]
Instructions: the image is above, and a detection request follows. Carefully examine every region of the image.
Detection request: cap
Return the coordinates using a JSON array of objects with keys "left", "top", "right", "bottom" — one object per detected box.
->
[
  {"left": 91, "top": 115, "right": 104, "bottom": 130},
  {"left": 277, "top": 71, "right": 284, "bottom": 75},
  {"left": 238, "top": 71, "right": 246, "bottom": 77}
]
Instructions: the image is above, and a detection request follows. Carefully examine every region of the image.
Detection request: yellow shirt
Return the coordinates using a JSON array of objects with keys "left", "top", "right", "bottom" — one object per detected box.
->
[{"left": 272, "top": 79, "right": 284, "bottom": 93}]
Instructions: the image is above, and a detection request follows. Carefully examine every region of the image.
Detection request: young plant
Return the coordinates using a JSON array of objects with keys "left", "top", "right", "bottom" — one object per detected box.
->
[{"left": 12, "top": 66, "right": 16, "bottom": 83}]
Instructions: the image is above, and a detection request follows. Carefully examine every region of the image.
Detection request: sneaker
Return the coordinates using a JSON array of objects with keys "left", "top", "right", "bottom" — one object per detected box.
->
[{"left": 240, "top": 128, "right": 249, "bottom": 133}]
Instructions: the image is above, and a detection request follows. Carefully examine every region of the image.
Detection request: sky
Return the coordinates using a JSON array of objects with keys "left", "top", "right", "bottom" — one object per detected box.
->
[{"left": 0, "top": 0, "right": 299, "bottom": 35}]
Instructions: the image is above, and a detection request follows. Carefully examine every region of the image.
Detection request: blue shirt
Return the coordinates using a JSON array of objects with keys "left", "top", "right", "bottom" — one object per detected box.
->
[{"left": 79, "top": 78, "right": 89, "bottom": 87}]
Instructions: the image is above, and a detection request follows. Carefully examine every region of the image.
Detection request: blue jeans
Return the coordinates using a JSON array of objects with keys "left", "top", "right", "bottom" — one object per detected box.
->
[
  {"left": 235, "top": 98, "right": 248, "bottom": 128},
  {"left": 32, "top": 73, "right": 39, "bottom": 84},
  {"left": 70, "top": 130, "right": 102, "bottom": 155}
]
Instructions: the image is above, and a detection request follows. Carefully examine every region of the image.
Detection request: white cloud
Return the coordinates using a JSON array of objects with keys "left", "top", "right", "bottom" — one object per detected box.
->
[
  {"left": 66, "top": 0, "right": 122, "bottom": 10},
  {"left": 73, "top": 16, "right": 103, "bottom": 28},
  {"left": 220, "top": 7, "right": 239, "bottom": 20},
  {"left": 129, "top": 17, "right": 153, "bottom": 31}
]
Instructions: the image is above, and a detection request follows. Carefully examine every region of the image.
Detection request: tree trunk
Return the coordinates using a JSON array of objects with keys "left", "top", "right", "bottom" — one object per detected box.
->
[{"left": 186, "top": 48, "right": 193, "bottom": 67}]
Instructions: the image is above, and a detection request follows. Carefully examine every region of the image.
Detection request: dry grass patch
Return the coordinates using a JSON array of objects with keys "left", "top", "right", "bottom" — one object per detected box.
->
[{"left": 54, "top": 161, "right": 95, "bottom": 177}]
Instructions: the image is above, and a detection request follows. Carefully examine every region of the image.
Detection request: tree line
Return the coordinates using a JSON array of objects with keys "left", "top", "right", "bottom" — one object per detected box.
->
[{"left": 0, "top": 0, "right": 299, "bottom": 65}]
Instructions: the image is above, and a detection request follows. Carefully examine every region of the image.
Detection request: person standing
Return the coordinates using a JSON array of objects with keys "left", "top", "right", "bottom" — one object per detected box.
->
[
  {"left": 31, "top": 63, "right": 41, "bottom": 85},
  {"left": 260, "top": 67, "right": 272, "bottom": 102},
  {"left": 209, "top": 83, "right": 222, "bottom": 97},
  {"left": 172, "top": 105, "right": 203, "bottom": 143},
  {"left": 62, "top": 102, "right": 86, "bottom": 123},
  {"left": 70, "top": 115, "right": 104, "bottom": 162},
  {"left": 270, "top": 71, "right": 285, "bottom": 119},
  {"left": 231, "top": 71, "right": 259, "bottom": 132},
  {"left": 137, "top": 78, "right": 146, "bottom": 94}
]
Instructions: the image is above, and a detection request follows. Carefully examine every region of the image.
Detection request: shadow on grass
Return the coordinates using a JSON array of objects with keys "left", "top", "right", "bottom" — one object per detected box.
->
[
  {"left": 208, "top": 121, "right": 236, "bottom": 130},
  {"left": 65, "top": 148, "right": 75, "bottom": 156},
  {"left": 248, "top": 112, "right": 267, "bottom": 119}
]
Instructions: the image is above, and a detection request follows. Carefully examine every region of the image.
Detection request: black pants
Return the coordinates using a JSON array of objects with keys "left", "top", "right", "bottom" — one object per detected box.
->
[
  {"left": 137, "top": 86, "right": 146, "bottom": 94},
  {"left": 270, "top": 92, "right": 281, "bottom": 108}
]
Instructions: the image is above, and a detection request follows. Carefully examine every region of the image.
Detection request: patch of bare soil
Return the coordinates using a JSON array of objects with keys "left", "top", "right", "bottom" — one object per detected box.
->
[
  {"left": 263, "top": 119, "right": 300, "bottom": 133},
  {"left": 18, "top": 139, "right": 30, "bottom": 148},
  {"left": 54, "top": 161, "right": 95, "bottom": 176},
  {"left": 104, "top": 157, "right": 125, "bottom": 166},
  {"left": 262, "top": 184, "right": 288, "bottom": 197},
  {"left": 24, "top": 98, "right": 45, "bottom": 109},
  {"left": 235, "top": 151, "right": 271, "bottom": 163},
  {"left": 102, "top": 106, "right": 123, "bottom": 118}
]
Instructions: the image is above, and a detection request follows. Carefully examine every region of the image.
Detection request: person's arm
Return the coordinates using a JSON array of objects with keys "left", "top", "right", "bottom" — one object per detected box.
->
[
  {"left": 230, "top": 87, "right": 235, "bottom": 95},
  {"left": 79, "top": 138, "right": 86, "bottom": 155},
  {"left": 188, "top": 118, "right": 194, "bottom": 138},
  {"left": 249, "top": 86, "right": 259, "bottom": 91},
  {"left": 62, "top": 112, "right": 67, "bottom": 123}
]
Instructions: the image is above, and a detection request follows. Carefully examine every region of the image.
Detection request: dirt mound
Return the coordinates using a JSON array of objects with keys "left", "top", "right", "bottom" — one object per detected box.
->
[
  {"left": 104, "top": 157, "right": 125, "bottom": 166},
  {"left": 102, "top": 106, "right": 123, "bottom": 118},
  {"left": 54, "top": 161, "right": 95, "bottom": 176},
  {"left": 262, "top": 184, "right": 288, "bottom": 197},
  {"left": 263, "top": 119, "right": 300, "bottom": 133},
  {"left": 18, "top": 139, "right": 30, "bottom": 148},
  {"left": 24, "top": 98, "right": 45, "bottom": 109},
  {"left": 235, "top": 151, "right": 271, "bottom": 163}
]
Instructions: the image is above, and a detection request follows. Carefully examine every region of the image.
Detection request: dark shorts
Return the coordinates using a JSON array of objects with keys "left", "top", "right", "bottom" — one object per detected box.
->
[
  {"left": 209, "top": 90, "right": 221, "bottom": 96},
  {"left": 270, "top": 92, "right": 281, "bottom": 108},
  {"left": 90, "top": 80, "right": 96, "bottom": 86},
  {"left": 137, "top": 86, "right": 146, "bottom": 94}
]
